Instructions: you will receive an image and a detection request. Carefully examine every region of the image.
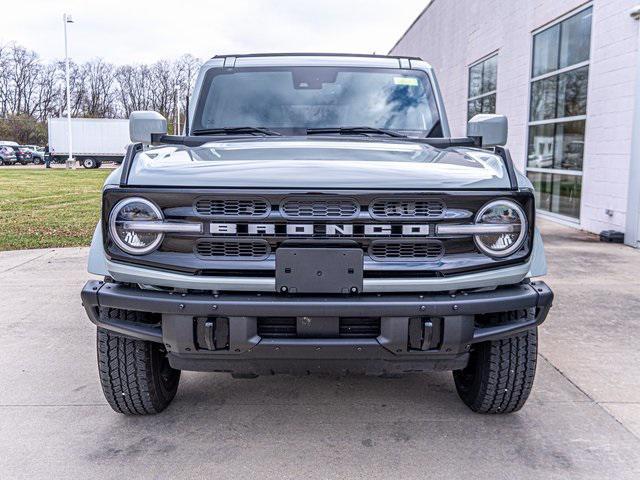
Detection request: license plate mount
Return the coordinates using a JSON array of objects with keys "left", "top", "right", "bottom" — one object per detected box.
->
[{"left": 276, "top": 247, "right": 363, "bottom": 294}]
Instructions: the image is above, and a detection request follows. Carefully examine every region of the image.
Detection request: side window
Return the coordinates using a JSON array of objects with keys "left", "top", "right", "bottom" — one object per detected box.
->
[{"left": 467, "top": 54, "right": 498, "bottom": 120}]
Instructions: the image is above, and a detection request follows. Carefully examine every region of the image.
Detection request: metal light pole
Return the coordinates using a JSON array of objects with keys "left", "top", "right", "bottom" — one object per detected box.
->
[
  {"left": 175, "top": 85, "right": 181, "bottom": 135},
  {"left": 63, "top": 13, "right": 75, "bottom": 169}
]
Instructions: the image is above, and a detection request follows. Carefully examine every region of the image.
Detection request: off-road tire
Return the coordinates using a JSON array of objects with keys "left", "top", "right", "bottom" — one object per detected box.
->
[
  {"left": 453, "top": 325, "right": 538, "bottom": 414},
  {"left": 96, "top": 308, "right": 180, "bottom": 415}
]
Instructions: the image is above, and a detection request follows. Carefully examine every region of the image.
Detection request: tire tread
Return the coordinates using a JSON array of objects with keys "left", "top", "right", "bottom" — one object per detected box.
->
[
  {"left": 96, "top": 308, "right": 179, "bottom": 415},
  {"left": 454, "top": 315, "right": 538, "bottom": 414}
]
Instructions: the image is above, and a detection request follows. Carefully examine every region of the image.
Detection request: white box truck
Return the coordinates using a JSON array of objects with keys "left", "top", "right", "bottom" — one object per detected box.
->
[{"left": 48, "top": 118, "right": 130, "bottom": 168}]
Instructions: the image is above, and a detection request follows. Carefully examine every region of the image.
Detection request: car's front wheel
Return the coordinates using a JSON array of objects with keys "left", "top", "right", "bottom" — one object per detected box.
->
[
  {"left": 97, "top": 308, "right": 180, "bottom": 415},
  {"left": 453, "top": 321, "right": 538, "bottom": 414}
]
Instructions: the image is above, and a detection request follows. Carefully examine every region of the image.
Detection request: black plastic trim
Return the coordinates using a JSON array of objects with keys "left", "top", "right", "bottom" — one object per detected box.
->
[
  {"left": 494, "top": 146, "right": 518, "bottom": 191},
  {"left": 81, "top": 280, "right": 553, "bottom": 345},
  {"left": 119, "top": 142, "right": 143, "bottom": 187},
  {"left": 151, "top": 133, "right": 479, "bottom": 149},
  {"left": 213, "top": 52, "right": 423, "bottom": 61}
]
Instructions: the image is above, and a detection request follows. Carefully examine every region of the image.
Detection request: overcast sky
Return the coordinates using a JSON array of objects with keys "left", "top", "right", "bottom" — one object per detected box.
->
[{"left": 2, "top": 0, "right": 429, "bottom": 64}]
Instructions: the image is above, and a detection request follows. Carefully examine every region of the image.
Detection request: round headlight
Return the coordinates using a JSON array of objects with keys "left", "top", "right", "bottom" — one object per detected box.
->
[
  {"left": 474, "top": 200, "right": 527, "bottom": 258},
  {"left": 109, "top": 197, "right": 164, "bottom": 255}
]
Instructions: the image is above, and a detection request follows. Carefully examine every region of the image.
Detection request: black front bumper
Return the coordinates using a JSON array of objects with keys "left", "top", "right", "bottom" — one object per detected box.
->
[{"left": 81, "top": 280, "right": 553, "bottom": 375}]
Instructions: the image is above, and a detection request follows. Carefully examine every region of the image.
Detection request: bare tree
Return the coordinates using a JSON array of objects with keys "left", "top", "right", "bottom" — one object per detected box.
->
[
  {"left": 115, "top": 64, "right": 154, "bottom": 116},
  {"left": 0, "top": 44, "right": 11, "bottom": 117},
  {"left": 82, "top": 59, "right": 118, "bottom": 117},
  {"left": 32, "top": 63, "right": 61, "bottom": 121},
  {"left": 0, "top": 41, "right": 202, "bottom": 143}
]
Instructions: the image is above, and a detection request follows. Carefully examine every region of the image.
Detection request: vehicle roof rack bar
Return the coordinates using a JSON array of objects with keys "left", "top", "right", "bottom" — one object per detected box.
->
[{"left": 212, "top": 52, "right": 422, "bottom": 61}]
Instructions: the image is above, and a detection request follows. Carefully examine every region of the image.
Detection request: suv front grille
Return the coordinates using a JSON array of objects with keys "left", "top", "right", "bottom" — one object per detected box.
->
[
  {"left": 369, "top": 240, "right": 444, "bottom": 261},
  {"left": 370, "top": 198, "right": 445, "bottom": 219},
  {"left": 280, "top": 197, "right": 359, "bottom": 219},
  {"left": 194, "top": 198, "right": 270, "bottom": 218},
  {"left": 103, "top": 189, "right": 532, "bottom": 278},
  {"left": 196, "top": 239, "right": 270, "bottom": 260}
]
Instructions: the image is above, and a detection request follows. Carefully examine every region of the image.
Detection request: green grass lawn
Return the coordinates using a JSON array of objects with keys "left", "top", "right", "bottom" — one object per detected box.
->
[{"left": 0, "top": 169, "right": 111, "bottom": 251}]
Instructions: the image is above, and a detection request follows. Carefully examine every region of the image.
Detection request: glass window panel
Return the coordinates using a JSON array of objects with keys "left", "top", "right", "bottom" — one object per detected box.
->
[
  {"left": 482, "top": 93, "right": 496, "bottom": 114},
  {"left": 560, "top": 8, "right": 592, "bottom": 69},
  {"left": 527, "top": 172, "right": 553, "bottom": 212},
  {"left": 467, "top": 100, "right": 476, "bottom": 120},
  {"left": 528, "top": 120, "right": 585, "bottom": 171},
  {"left": 483, "top": 56, "right": 498, "bottom": 93},
  {"left": 532, "top": 25, "right": 560, "bottom": 77},
  {"left": 469, "top": 63, "right": 483, "bottom": 98},
  {"left": 527, "top": 172, "right": 582, "bottom": 218},
  {"left": 557, "top": 66, "right": 588, "bottom": 118},
  {"left": 530, "top": 76, "right": 558, "bottom": 121},
  {"left": 554, "top": 120, "right": 585, "bottom": 170},
  {"left": 469, "top": 99, "right": 483, "bottom": 120},
  {"left": 527, "top": 124, "right": 555, "bottom": 168},
  {"left": 552, "top": 174, "right": 582, "bottom": 218}
]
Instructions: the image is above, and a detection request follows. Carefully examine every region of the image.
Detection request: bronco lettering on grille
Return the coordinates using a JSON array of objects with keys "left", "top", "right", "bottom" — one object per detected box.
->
[{"left": 210, "top": 223, "right": 430, "bottom": 236}]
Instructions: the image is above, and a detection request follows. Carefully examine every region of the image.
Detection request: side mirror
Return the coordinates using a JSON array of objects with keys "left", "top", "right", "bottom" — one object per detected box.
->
[
  {"left": 467, "top": 114, "right": 508, "bottom": 147},
  {"left": 129, "top": 111, "right": 167, "bottom": 144}
]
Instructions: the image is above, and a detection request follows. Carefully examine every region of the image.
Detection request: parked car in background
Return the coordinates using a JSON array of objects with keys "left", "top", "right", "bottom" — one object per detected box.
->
[
  {"left": 22, "top": 144, "right": 44, "bottom": 152},
  {"left": 20, "top": 145, "right": 45, "bottom": 165},
  {"left": 0, "top": 145, "right": 17, "bottom": 165},
  {"left": 0, "top": 141, "right": 31, "bottom": 165}
]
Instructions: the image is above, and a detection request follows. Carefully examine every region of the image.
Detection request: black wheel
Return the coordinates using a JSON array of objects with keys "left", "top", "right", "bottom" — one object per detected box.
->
[
  {"left": 33, "top": 157, "right": 42, "bottom": 165},
  {"left": 82, "top": 158, "right": 96, "bottom": 169},
  {"left": 96, "top": 308, "right": 180, "bottom": 415},
  {"left": 0, "top": 158, "right": 3, "bottom": 166},
  {"left": 453, "top": 315, "right": 538, "bottom": 414}
]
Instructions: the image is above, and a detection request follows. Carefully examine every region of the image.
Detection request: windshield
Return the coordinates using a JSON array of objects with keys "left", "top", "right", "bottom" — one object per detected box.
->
[{"left": 192, "top": 67, "right": 441, "bottom": 136}]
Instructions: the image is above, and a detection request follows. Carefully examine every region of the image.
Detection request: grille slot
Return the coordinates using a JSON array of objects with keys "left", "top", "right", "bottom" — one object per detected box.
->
[
  {"left": 369, "top": 240, "right": 444, "bottom": 262},
  {"left": 257, "top": 317, "right": 380, "bottom": 339},
  {"left": 196, "top": 239, "right": 270, "bottom": 260},
  {"left": 280, "top": 197, "right": 359, "bottom": 219},
  {"left": 194, "top": 198, "right": 270, "bottom": 218},
  {"left": 339, "top": 317, "right": 381, "bottom": 338},
  {"left": 257, "top": 317, "right": 297, "bottom": 338},
  {"left": 370, "top": 198, "right": 445, "bottom": 219}
]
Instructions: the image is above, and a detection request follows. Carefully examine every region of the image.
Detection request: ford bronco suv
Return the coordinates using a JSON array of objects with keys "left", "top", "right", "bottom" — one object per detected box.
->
[{"left": 81, "top": 53, "right": 553, "bottom": 415}]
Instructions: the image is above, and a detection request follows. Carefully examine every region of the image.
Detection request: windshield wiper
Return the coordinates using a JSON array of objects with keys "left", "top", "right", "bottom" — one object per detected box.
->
[
  {"left": 191, "top": 127, "right": 282, "bottom": 136},
  {"left": 306, "top": 127, "right": 408, "bottom": 138}
]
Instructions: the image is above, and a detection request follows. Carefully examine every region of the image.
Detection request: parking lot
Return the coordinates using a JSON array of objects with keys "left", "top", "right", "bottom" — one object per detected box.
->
[{"left": 1, "top": 218, "right": 639, "bottom": 479}]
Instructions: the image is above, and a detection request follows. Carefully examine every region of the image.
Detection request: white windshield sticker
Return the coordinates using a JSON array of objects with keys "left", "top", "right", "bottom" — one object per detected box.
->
[{"left": 393, "top": 77, "right": 419, "bottom": 86}]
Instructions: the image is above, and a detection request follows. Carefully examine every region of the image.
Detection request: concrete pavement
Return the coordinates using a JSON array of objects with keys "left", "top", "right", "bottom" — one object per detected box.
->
[{"left": 1, "top": 218, "right": 639, "bottom": 479}]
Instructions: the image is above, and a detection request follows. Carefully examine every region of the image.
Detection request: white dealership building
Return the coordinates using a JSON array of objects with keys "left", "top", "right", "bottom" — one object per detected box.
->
[{"left": 390, "top": 0, "right": 640, "bottom": 247}]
